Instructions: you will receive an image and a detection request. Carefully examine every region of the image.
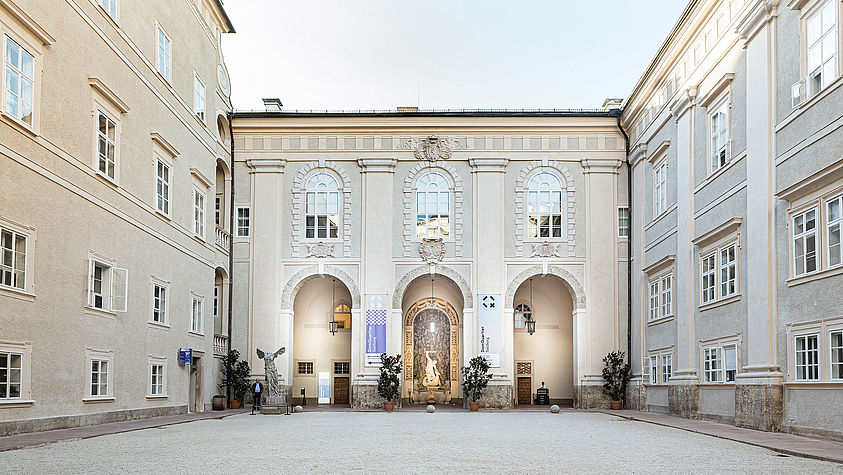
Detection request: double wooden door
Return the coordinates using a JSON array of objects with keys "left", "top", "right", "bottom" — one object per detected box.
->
[
  {"left": 517, "top": 377, "right": 531, "bottom": 405},
  {"left": 333, "top": 376, "right": 349, "bottom": 405}
]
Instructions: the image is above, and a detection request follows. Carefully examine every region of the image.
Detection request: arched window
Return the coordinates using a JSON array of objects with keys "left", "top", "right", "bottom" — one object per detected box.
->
[
  {"left": 527, "top": 172, "right": 563, "bottom": 238},
  {"left": 416, "top": 172, "right": 450, "bottom": 239},
  {"left": 514, "top": 303, "right": 531, "bottom": 329},
  {"left": 333, "top": 303, "right": 351, "bottom": 329},
  {"left": 305, "top": 173, "right": 339, "bottom": 239}
]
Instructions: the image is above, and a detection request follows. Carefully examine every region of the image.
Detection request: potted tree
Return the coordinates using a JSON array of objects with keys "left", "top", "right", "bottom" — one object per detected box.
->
[
  {"left": 219, "top": 349, "right": 251, "bottom": 409},
  {"left": 461, "top": 356, "right": 491, "bottom": 411},
  {"left": 377, "top": 353, "right": 402, "bottom": 412},
  {"left": 601, "top": 351, "right": 631, "bottom": 410}
]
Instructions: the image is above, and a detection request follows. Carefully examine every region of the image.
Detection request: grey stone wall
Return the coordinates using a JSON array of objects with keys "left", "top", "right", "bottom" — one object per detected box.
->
[
  {"left": 478, "top": 384, "right": 513, "bottom": 409},
  {"left": 735, "top": 383, "right": 783, "bottom": 432},
  {"left": 0, "top": 405, "right": 188, "bottom": 437},
  {"left": 352, "top": 384, "right": 385, "bottom": 409}
]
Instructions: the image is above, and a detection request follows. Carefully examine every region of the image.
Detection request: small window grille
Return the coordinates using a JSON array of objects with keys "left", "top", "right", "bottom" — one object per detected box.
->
[{"left": 297, "top": 361, "right": 314, "bottom": 375}]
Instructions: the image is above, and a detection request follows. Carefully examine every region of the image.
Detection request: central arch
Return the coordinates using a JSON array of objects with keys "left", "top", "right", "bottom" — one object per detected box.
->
[
  {"left": 505, "top": 265, "right": 585, "bottom": 310},
  {"left": 280, "top": 265, "right": 361, "bottom": 310},
  {"left": 393, "top": 265, "right": 472, "bottom": 309}
]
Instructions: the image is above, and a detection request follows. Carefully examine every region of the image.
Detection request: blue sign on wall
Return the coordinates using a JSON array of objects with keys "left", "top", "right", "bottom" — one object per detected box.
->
[{"left": 178, "top": 348, "right": 192, "bottom": 365}]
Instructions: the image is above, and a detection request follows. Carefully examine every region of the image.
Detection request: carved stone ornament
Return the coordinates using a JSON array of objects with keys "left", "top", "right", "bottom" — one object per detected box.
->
[
  {"left": 306, "top": 242, "right": 335, "bottom": 258},
  {"left": 419, "top": 238, "right": 446, "bottom": 264},
  {"left": 530, "top": 241, "right": 561, "bottom": 258},
  {"left": 404, "top": 135, "right": 459, "bottom": 162}
]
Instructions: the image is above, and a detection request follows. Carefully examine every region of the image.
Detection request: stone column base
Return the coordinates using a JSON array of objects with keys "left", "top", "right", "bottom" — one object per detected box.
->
[
  {"left": 735, "top": 382, "right": 783, "bottom": 432},
  {"left": 668, "top": 381, "right": 699, "bottom": 419},
  {"left": 575, "top": 385, "right": 610, "bottom": 409},
  {"left": 478, "top": 384, "right": 513, "bottom": 408},
  {"left": 351, "top": 383, "right": 385, "bottom": 409},
  {"left": 625, "top": 378, "right": 647, "bottom": 411}
]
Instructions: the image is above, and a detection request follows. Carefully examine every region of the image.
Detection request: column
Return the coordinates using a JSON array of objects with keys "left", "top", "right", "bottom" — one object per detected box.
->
[
  {"left": 469, "top": 158, "right": 510, "bottom": 408},
  {"left": 735, "top": 1, "right": 783, "bottom": 431}
]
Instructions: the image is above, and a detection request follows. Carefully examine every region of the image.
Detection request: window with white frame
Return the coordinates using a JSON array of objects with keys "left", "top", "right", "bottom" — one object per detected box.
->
[
  {"left": 213, "top": 285, "right": 219, "bottom": 321},
  {"left": 3, "top": 36, "right": 35, "bottom": 126},
  {"left": 89, "top": 359, "right": 109, "bottom": 397},
  {"left": 795, "top": 334, "right": 819, "bottom": 381},
  {"left": 149, "top": 360, "right": 165, "bottom": 396},
  {"left": 514, "top": 303, "right": 531, "bottom": 329},
  {"left": 156, "top": 25, "right": 171, "bottom": 82},
  {"left": 653, "top": 160, "right": 667, "bottom": 217},
  {"left": 416, "top": 172, "right": 451, "bottom": 239},
  {"left": 305, "top": 173, "right": 340, "bottom": 239},
  {"left": 701, "top": 253, "right": 716, "bottom": 304},
  {"left": 723, "top": 345, "right": 737, "bottom": 382},
  {"left": 806, "top": 1, "right": 838, "bottom": 96},
  {"left": 96, "top": 111, "right": 117, "bottom": 180},
  {"left": 193, "top": 73, "right": 205, "bottom": 121},
  {"left": 215, "top": 195, "right": 222, "bottom": 226},
  {"left": 647, "top": 272, "right": 672, "bottom": 322},
  {"left": 0, "top": 351, "right": 22, "bottom": 399},
  {"left": 526, "top": 172, "right": 563, "bottom": 238},
  {"left": 709, "top": 99, "right": 730, "bottom": 172},
  {"left": 297, "top": 361, "right": 314, "bottom": 375},
  {"left": 618, "top": 206, "right": 630, "bottom": 238},
  {"left": 236, "top": 207, "right": 250, "bottom": 237},
  {"left": 87, "top": 259, "right": 127, "bottom": 312},
  {"left": 193, "top": 189, "right": 205, "bottom": 238},
  {"left": 719, "top": 244, "right": 737, "bottom": 298},
  {"left": 151, "top": 282, "right": 167, "bottom": 324},
  {"left": 190, "top": 296, "right": 203, "bottom": 333},
  {"left": 0, "top": 225, "right": 27, "bottom": 290},
  {"left": 155, "top": 159, "right": 170, "bottom": 216},
  {"left": 793, "top": 208, "right": 817, "bottom": 277},
  {"left": 827, "top": 194, "right": 842, "bottom": 268},
  {"left": 661, "top": 354, "right": 672, "bottom": 384},
  {"left": 648, "top": 280, "right": 660, "bottom": 321},
  {"left": 830, "top": 330, "right": 843, "bottom": 380},
  {"left": 703, "top": 347, "right": 722, "bottom": 383},
  {"left": 660, "top": 274, "right": 672, "bottom": 317},
  {"left": 100, "top": 0, "right": 117, "bottom": 20},
  {"left": 648, "top": 356, "right": 658, "bottom": 384}
]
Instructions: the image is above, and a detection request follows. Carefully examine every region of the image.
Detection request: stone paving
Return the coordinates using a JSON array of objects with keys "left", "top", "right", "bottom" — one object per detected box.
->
[{"left": 1, "top": 410, "right": 840, "bottom": 473}]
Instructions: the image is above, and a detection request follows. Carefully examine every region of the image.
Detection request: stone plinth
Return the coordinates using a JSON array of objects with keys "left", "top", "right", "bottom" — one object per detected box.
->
[
  {"left": 735, "top": 383, "right": 783, "bottom": 432},
  {"left": 625, "top": 379, "right": 647, "bottom": 411},
  {"left": 261, "top": 395, "right": 287, "bottom": 414},
  {"left": 351, "top": 383, "right": 384, "bottom": 409},
  {"left": 576, "top": 385, "right": 610, "bottom": 409},
  {"left": 478, "top": 384, "right": 512, "bottom": 409},
  {"left": 668, "top": 382, "right": 699, "bottom": 419}
]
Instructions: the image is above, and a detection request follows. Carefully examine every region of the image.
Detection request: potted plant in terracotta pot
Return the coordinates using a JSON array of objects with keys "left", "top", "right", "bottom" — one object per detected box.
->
[
  {"left": 461, "top": 356, "right": 491, "bottom": 411},
  {"left": 601, "top": 351, "right": 631, "bottom": 410},
  {"left": 377, "top": 353, "right": 402, "bottom": 412},
  {"left": 219, "top": 349, "right": 250, "bottom": 409}
]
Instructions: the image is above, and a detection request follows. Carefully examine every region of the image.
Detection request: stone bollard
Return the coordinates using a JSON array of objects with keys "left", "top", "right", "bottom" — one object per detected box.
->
[
  {"left": 294, "top": 405, "right": 303, "bottom": 413},
  {"left": 550, "top": 404, "right": 560, "bottom": 414},
  {"left": 426, "top": 405, "right": 435, "bottom": 413}
]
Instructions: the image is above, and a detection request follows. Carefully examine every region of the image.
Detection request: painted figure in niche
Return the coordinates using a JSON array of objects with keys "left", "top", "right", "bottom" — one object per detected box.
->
[{"left": 423, "top": 350, "right": 442, "bottom": 388}]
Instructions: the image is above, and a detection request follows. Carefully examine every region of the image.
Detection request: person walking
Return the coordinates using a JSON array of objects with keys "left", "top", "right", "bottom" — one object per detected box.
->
[{"left": 251, "top": 378, "right": 262, "bottom": 414}]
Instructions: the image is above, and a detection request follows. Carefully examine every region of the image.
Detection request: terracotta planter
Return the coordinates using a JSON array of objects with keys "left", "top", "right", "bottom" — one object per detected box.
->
[
  {"left": 611, "top": 400, "right": 622, "bottom": 410},
  {"left": 384, "top": 401, "right": 395, "bottom": 412},
  {"left": 230, "top": 399, "right": 241, "bottom": 409},
  {"left": 468, "top": 401, "right": 480, "bottom": 412}
]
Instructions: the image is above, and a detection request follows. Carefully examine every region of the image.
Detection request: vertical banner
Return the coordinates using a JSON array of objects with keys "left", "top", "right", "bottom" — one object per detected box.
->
[
  {"left": 365, "top": 294, "right": 387, "bottom": 366},
  {"left": 318, "top": 372, "right": 330, "bottom": 404},
  {"left": 478, "top": 294, "right": 500, "bottom": 367}
]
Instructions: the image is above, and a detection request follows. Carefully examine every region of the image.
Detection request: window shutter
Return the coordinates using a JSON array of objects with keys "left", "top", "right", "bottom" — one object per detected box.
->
[
  {"left": 724, "top": 346, "right": 737, "bottom": 372},
  {"left": 111, "top": 268, "right": 128, "bottom": 312},
  {"left": 642, "top": 358, "right": 650, "bottom": 376},
  {"left": 87, "top": 259, "right": 95, "bottom": 307}
]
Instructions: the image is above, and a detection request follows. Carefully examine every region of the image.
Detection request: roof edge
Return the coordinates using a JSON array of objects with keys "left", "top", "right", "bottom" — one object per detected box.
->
[
  {"left": 213, "top": 0, "right": 235, "bottom": 33},
  {"left": 231, "top": 110, "right": 621, "bottom": 119}
]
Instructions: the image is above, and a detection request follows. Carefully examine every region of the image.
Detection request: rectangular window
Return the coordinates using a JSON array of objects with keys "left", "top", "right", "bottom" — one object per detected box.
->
[
  {"left": 653, "top": 161, "right": 667, "bottom": 216},
  {"left": 793, "top": 208, "right": 817, "bottom": 276},
  {"left": 795, "top": 334, "right": 819, "bottom": 381},
  {"left": 724, "top": 346, "right": 737, "bottom": 382},
  {"left": 3, "top": 36, "right": 35, "bottom": 126},
  {"left": 156, "top": 26, "right": 171, "bottom": 81},
  {"left": 213, "top": 286, "right": 219, "bottom": 321},
  {"left": 648, "top": 280, "right": 660, "bottom": 322},
  {"left": 806, "top": 1, "right": 838, "bottom": 96},
  {"left": 333, "top": 361, "right": 350, "bottom": 375},
  {"left": 236, "top": 207, "right": 250, "bottom": 237},
  {"left": 830, "top": 330, "right": 843, "bottom": 380},
  {"left": 191, "top": 297, "right": 203, "bottom": 333},
  {"left": 152, "top": 283, "right": 167, "bottom": 324},
  {"left": 0, "top": 226, "right": 26, "bottom": 290},
  {"left": 710, "top": 99, "right": 730, "bottom": 172},
  {"left": 297, "top": 361, "right": 314, "bottom": 375},
  {"left": 193, "top": 74, "right": 205, "bottom": 121},
  {"left": 99, "top": 0, "right": 117, "bottom": 20},
  {"left": 660, "top": 274, "right": 672, "bottom": 317},
  {"left": 827, "top": 194, "right": 842, "bottom": 268},
  {"left": 88, "top": 260, "right": 127, "bottom": 312},
  {"left": 618, "top": 206, "right": 630, "bottom": 237},
  {"left": 96, "top": 111, "right": 117, "bottom": 180},
  {"left": 150, "top": 363, "right": 164, "bottom": 395},
  {"left": 90, "top": 359, "right": 109, "bottom": 396},
  {"left": 306, "top": 190, "right": 340, "bottom": 239},
  {"left": 701, "top": 253, "right": 716, "bottom": 304},
  {"left": 661, "top": 354, "right": 672, "bottom": 384},
  {"left": 155, "top": 159, "right": 170, "bottom": 216},
  {"left": 703, "top": 347, "right": 722, "bottom": 383},
  {"left": 649, "top": 356, "right": 658, "bottom": 385},
  {"left": 193, "top": 190, "right": 205, "bottom": 238},
  {"left": 0, "top": 351, "right": 22, "bottom": 399},
  {"left": 719, "top": 244, "right": 737, "bottom": 298},
  {"left": 215, "top": 195, "right": 222, "bottom": 226}
]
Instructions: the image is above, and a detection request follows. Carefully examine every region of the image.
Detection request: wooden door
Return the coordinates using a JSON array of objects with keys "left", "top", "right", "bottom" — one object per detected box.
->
[
  {"left": 333, "top": 376, "right": 349, "bottom": 405},
  {"left": 517, "top": 377, "right": 531, "bottom": 405}
]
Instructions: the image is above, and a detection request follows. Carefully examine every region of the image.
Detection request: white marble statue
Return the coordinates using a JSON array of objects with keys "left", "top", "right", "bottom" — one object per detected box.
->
[
  {"left": 422, "top": 350, "right": 441, "bottom": 389},
  {"left": 256, "top": 347, "right": 285, "bottom": 398}
]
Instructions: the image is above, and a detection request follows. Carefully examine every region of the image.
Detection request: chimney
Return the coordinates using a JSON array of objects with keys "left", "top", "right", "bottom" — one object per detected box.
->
[
  {"left": 262, "top": 98, "right": 283, "bottom": 112},
  {"left": 602, "top": 98, "right": 623, "bottom": 112}
]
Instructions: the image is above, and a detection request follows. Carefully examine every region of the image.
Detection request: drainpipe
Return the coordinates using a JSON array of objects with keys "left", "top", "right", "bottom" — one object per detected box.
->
[
  {"left": 226, "top": 111, "right": 235, "bottom": 403},
  {"left": 615, "top": 112, "right": 632, "bottom": 362}
]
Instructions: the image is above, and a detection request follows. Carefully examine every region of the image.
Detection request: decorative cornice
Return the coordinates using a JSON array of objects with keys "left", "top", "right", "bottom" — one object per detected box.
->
[
  {"left": 647, "top": 140, "right": 671, "bottom": 164},
  {"left": 246, "top": 158, "right": 286, "bottom": 173},
  {"left": 737, "top": 0, "right": 779, "bottom": 45},
  {"left": 778, "top": 159, "right": 843, "bottom": 202},
  {"left": 468, "top": 158, "right": 509, "bottom": 172},
  {"left": 0, "top": 0, "right": 55, "bottom": 45},
  {"left": 189, "top": 167, "right": 213, "bottom": 189},
  {"left": 692, "top": 218, "right": 743, "bottom": 248},
  {"left": 357, "top": 158, "right": 397, "bottom": 173},
  {"left": 581, "top": 158, "right": 623, "bottom": 174},
  {"left": 786, "top": 0, "right": 809, "bottom": 9},
  {"left": 698, "top": 73, "right": 735, "bottom": 107},
  {"left": 88, "top": 78, "right": 130, "bottom": 113},
  {"left": 669, "top": 87, "right": 697, "bottom": 120},
  {"left": 305, "top": 242, "right": 335, "bottom": 258},
  {"left": 642, "top": 254, "right": 675, "bottom": 275},
  {"left": 150, "top": 133, "right": 179, "bottom": 158},
  {"left": 629, "top": 143, "right": 648, "bottom": 167}
]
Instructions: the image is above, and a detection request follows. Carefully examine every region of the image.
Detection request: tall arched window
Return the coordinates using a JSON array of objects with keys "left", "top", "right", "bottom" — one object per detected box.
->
[
  {"left": 514, "top": 303, "right": 531, "bottom": 329},
  {"left": 527, "top": 172, "right": 563, "bottom": 238},
  {"left": 333, "top": 303, "right": 351, "bottom": 329},
  {"left": 305, "top": 173, "right": 339, "bottom": 239},
  {"left": 416, "top": 172, "right": 450, "bottom": 239}
]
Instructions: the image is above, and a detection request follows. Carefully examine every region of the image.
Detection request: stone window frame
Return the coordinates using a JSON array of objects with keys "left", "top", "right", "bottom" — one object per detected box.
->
[
  {"left": 698, "top": 333, "right": 741, "bottom": 385},
  {"left": 85, "top": 250, "right": 128, "bottom": 316},
  {"left": 89, "top": 80, "right": 127, "bottom": 186},
  {"left": 642, "top": 255, "right": 674, "bottom": 326},
  {"left": 149, "top": 276, "right": 170, "bottom": 328},
  {"left": 786, "top": 315, "right": 843, "bottom": 383},
  {"left": 296, "top": 360, "right": 315, "bottom": 376},
  {"left": 643, "top": 346, "right": 673, "bottom": 386},
  {"left": 83, "top": 347, "right": 114, "bottom": 402},
  {"left": 0, "top": 339, "right": 32, "bottom": 406},
  {"left": 402, "top": 163, "right": 464, "bottom": 257},
  {"left": 147, "top": 356, "right": 167, "bottom": 398},
  {"left": 291, "top": 162, "right": 352, "bottom": 257},
  {"left": 0, "top": 216, "right": 35, "bottom": 300},
  {"left": 514, "top": 161, "right": 575, "bottom": 257},
  {"left": 617, "top": 205, "right": 630, "bottom": 238},
  {"left": 189, "top": 293, "right": 204, "bottom": 336},
  {"left": 794, "top": 0, "right": 841, "bottom": 103},
  {"left": 698, "top": 73, "right": 734, "bottom": 177}
]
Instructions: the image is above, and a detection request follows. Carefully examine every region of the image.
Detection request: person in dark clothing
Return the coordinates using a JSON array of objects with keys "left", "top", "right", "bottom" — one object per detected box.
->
[{"left": 251, "top": 378, "right": 262, "bottom": 414}]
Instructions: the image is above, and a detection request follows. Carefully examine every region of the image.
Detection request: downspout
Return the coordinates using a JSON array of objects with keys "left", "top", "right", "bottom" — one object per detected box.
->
[
  {"left": 226, "top": 111, "right": 235, "bottom": 403},
  {"left": 616, "top": 112, "right": 632, "bottom": 362}
]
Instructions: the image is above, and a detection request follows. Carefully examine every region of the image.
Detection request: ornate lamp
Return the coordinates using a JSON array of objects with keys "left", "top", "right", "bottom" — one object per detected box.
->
[
  {"left": 329, "top": 279, "right": 338, "bottom": 336},
  {"left": 526, "top": 278, "right": 536, "bottom": 336}
]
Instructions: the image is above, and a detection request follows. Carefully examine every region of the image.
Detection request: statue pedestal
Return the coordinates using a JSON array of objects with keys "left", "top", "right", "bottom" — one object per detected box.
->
[{"left": 261, "top": 395, "right": 287, "bottom": 414}]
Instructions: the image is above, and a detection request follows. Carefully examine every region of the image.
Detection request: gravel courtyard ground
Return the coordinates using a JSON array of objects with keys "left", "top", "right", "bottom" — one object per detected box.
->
[{"left": 1, "top": 411, "right": 839, "bottom": 473}]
